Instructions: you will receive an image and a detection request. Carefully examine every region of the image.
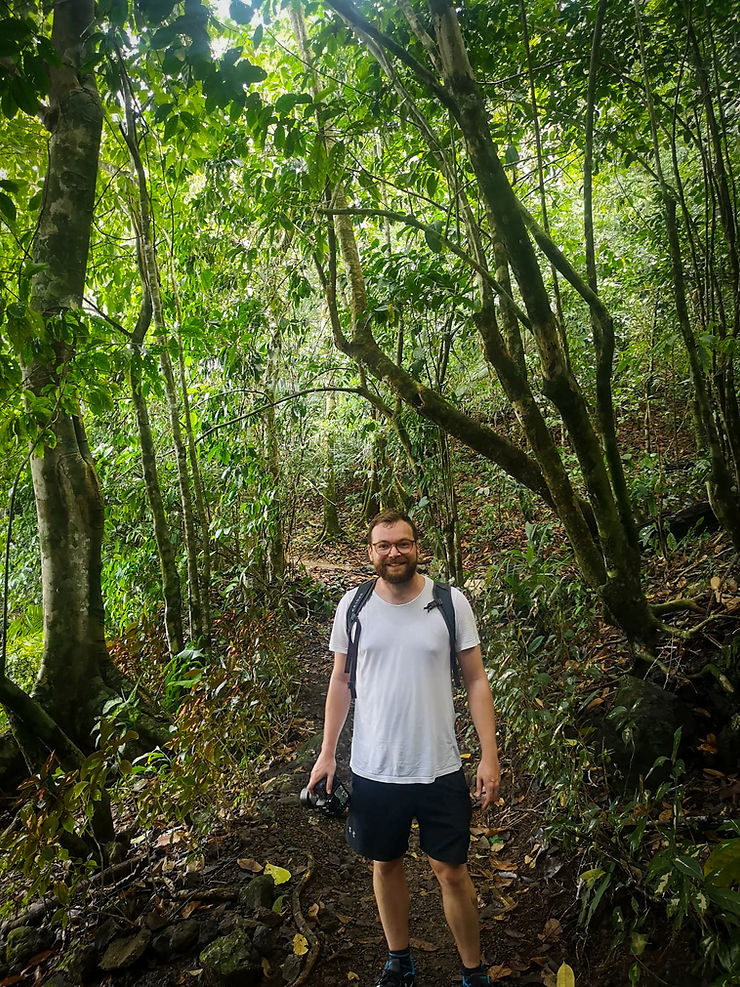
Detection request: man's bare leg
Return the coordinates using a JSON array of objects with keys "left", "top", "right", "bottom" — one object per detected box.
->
[
  {"left": 373, "top": 857, "right": 410, "bottom": 950},
  {"left": 428, "top": 857, "right": 481, "bottom": 968}
]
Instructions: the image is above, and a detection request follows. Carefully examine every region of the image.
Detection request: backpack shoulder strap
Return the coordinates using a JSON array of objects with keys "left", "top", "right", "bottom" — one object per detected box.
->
[
  {"left": 343, "top": 578, "right": 377, "bottom": 699},
  {"left": 432, "top": 581, "right": 460, "bottom": 687}
]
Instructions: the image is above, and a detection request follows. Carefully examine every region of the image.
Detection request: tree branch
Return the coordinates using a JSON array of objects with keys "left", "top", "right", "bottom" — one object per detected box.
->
[{"left": 320, "top": 206, "right": 532, "bottom": 331}]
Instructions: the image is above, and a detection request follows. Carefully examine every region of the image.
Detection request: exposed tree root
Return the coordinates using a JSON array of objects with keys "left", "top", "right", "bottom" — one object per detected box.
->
[
  {"left": 287, "top": 853, "right": 319, "bottom": 987},
  {"left": 651, "top": 597, "right": 704, "bottom": 615}
]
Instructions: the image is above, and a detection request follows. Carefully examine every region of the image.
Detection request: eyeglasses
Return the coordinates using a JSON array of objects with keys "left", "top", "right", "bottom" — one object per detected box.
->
[{"left": 371, "top": 539, "right": 416, "bottom": 555}]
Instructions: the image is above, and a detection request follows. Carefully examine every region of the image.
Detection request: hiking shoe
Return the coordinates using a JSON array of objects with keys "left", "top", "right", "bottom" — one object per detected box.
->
[
  {"left": 375, "top": 956, "right": 415, "bottom": 986},
  {"left": 462, "top": 969, "right": 491, "bottom": 987}
]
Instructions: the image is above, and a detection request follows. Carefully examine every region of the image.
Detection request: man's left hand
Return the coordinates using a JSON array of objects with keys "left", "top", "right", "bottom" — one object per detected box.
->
[{"left": 475, "top": 757, "right": 501, "bottom": 810}]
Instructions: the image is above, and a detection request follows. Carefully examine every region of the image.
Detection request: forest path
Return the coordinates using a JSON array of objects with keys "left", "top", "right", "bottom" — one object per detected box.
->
[
  {"left": 1, "top": 562, "right": 699, "bottom": 987},
  {"left": 251, "top": 619, "right": 583, "bottom": 987}
]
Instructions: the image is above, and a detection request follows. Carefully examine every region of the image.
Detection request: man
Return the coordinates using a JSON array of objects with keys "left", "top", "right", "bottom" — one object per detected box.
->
[{"left": 308, "top": 509, "right": 500, "bottom": 987}]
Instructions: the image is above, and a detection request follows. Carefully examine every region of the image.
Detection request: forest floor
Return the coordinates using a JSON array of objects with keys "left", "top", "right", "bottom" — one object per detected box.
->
[{"left": 1, "top": 538, "right": 738, "bottom": 987}]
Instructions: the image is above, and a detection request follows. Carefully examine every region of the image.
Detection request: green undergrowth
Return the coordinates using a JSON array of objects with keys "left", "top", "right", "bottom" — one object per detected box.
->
[
  {"left": 0, "top": 579, "right": 320, "bottom": 923},
  {"left": 477, "top": 527, "right": 740, "bottom": 986}
]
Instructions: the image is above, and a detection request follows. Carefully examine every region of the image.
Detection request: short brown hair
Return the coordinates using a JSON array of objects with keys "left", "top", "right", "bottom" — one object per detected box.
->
[{"left": 366, "top": 509, "right": 419, "bottom": 545}]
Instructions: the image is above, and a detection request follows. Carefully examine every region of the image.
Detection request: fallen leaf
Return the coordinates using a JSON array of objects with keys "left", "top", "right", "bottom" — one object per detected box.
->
[
  {"left": 347, "top": 974, "right": 359, "bottom": 982},
  {"left": 557, "top": 962, "right": 576, "bottom": 987},
  {"left": 156, "top": 830, "right": 185, "bottom": 848},
  {"left": 409, "top": 937, "right": 439, "bottom": 952},
  {"left": 488, "top": 964, "right": 513, "bottom": 979},
  {"left": 292, "top": 934, "right": 308, "bottom": 957},
  {"left": 307, "top": 903, "right": 320, "bottom": 921},
  {"left": 539, "top": 918, "right": 562, "bottom": 942},
  {"left": 237, "top": 858, "right": 264, "bottom": 873},
  {"left": 181, "top": 901, "right": 200, "bottom": 919},
  {"left": 265, "top": 863, "right": 292, "bottom": 885}
]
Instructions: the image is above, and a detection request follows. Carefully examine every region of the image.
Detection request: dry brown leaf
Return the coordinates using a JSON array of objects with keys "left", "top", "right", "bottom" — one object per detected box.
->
[
  {"left": 237, "top": 858, "right": 264, "bottom": 873},
  {"left": 409, "top": 937, "right": 439, "bottom": 952},
  {"left": 530, "top": 954, "right": 551, "bottom": 967},
  {"left": 181, "top": 901, "right": 200, "bottom": 919},
  {"left": 156, "top": 830, "right": 185, "bottom": 848},
  {"left": 539, "top": 918, "right": 562, "bottom": 942},
  {"left": 491, "top": 858, "right": 517, "bottom": 870},
  {"left": 488, "top": 964, "right": 513, "bottom": 979},
  {"left": 307, "top": 903, "right": 320, "bottom": 921}
]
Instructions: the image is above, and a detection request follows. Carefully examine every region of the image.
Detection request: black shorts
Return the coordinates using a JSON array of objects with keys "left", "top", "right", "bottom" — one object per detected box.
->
[{"left": 346, "top": 767, "right": 472, "bottom": 864}]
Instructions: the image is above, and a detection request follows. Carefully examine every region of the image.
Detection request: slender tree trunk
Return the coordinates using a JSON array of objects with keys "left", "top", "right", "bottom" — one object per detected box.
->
[
  {"left": 175, "top": 317, "right": 213, "bottom": 643},
  {"left": 120, "top": 70, "right": 203, "bottom": 640},
  {"left": 129, "top": 300, "right": 185, "bottom": 658},
  {"left": 634, "top": 0, "right": 740, "bottom": 550},
  {"left": 321, "top": 392, "right": 342, "bottom": 539}
]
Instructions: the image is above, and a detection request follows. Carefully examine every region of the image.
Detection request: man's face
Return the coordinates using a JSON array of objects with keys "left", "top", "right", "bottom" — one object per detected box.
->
[{"left": 367, "top": 521, "right": 418, "bottom": 584}]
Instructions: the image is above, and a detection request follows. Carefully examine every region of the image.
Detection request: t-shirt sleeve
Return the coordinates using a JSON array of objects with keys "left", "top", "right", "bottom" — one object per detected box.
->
[
  {"left": 452, "top": 589, "right": 480, "bottom": 651},
  {"left": 328, "top": 591, "right": 353, "bottom": 653}
]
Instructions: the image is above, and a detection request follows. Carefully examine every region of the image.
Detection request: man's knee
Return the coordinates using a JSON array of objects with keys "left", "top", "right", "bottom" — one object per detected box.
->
[
  {"left": 428, "top": 858, "right": 472, "bottom": 891},
  {"left": 374, "top": 856, "right": 405, "bottom": 880}
]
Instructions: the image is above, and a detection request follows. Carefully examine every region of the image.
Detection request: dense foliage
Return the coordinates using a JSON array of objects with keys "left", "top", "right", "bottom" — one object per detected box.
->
[{"left": 0, "top": 0, "right": 738, "bottom": 982}]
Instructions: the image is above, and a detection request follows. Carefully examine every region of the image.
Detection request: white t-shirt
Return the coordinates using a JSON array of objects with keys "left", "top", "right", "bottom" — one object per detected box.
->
[{"left": 329, "top": 575, "right": 480, "bottom": 784}]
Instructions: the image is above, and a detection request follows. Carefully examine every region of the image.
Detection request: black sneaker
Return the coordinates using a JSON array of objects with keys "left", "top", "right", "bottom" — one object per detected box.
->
[
  {"left": 461, "top": 969, "right": 491, "bottom": 987},
  {"left": 375, "top": 956, "right": 416, "bottom": 986}
]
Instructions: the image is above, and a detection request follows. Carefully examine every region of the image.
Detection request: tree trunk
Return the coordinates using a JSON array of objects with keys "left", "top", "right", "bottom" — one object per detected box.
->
[
  {"left": 129, "top": 336, "right": 185, "bottom": 658},
  {"left": 321, "top": 392, "right": 342, "bottom": 540},
  {"left": 119, "top": 70, "right": 204, "bottom": 640},
  {"left": 19, "top": 0, "right": 112, "bottom": 742},
  {"left": 634, "top": 0, "right": 740, "bottom": 551}
]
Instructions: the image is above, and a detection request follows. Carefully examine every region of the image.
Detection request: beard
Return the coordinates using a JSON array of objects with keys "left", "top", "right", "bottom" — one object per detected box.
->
[{"left": 373, "top": 555, "right": 418, "bottom": 584}]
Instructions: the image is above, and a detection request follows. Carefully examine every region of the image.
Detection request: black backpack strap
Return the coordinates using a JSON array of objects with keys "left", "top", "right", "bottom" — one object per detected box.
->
[
  {"left": 343, "top": 578, "right": 377, "bottom": 699},
  {"left": 426, "top": 581, "right": 460, "bottom": 687}
]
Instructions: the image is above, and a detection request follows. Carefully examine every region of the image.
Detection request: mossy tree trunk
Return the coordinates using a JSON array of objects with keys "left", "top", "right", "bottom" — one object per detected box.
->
[{"left": 1, "top": 2, "right": 168, "bottom": 799}]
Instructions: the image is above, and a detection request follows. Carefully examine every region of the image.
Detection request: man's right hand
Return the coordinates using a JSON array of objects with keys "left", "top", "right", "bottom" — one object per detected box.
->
[{"left": 308, "top": 752, "right": 336, "bottom": 795}]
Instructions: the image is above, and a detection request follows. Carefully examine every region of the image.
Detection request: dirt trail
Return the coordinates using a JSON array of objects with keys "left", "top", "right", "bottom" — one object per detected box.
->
[
  {"left": 250, "top": 622, "right": 587, "bottom": 987},
  {"left": 0, "top": 568, "right": 701, "bottom": 987}
]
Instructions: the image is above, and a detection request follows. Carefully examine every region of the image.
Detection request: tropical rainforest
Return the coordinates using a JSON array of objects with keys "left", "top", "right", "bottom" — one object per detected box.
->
[{"left": 0, "top": 0, "right": 738, "bottom": 984}]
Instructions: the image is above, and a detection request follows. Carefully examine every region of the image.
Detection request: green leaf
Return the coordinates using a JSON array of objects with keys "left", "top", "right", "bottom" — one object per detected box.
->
[
  {"left": 673, "top": 855, "right": 703, "bottom": 881},
  {"left": 150, "top": 24, "right": 179, "bottom": 49},
  {"left": 0, "top": 191, "right": 16, "bottom": 223},
  {"left": 704, "top": 839, "right": 740, "bottom": 888},
  {"left": 237, "top": 60, "right": 267, "bottom": 86},
  {"left": 9, "top": 74, "right": 39, "bottom": 115},
  {"left": 252, "top": 24, "right": 263, "bottom": 48},
  {"left": 264, "top": 862, "right": 291, "bottom": 885},
  {"left": 0, "top": 18, "right": 34, "bottom": 44},
  {"left": 275, "top": 92, "right": 311, "bottom": 114},
  {"left": 229, "top": 1, "right": 252, "bottom": 24},
  {"left": 138, "top": 0, "right": 177, "bottom": 19}
]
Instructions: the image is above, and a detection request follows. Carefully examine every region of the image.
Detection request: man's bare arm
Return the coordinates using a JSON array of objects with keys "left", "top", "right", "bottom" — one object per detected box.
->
[
  {"left": 459, "top": 644, "right": 500, "bottom": 810},
  {"left": 308, "top": 651, "right": 351, "bottom": 794}
]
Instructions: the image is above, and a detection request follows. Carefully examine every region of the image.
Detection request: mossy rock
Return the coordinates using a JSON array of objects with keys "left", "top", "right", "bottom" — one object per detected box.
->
[{"left": 199, "top": 931, "right": 262, "bottom": 987}]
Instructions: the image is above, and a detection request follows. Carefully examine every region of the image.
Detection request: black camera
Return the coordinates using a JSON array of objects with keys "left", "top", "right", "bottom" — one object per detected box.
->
[{"left": 299, "top": 776, "right": 351, "bottom": 817}]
